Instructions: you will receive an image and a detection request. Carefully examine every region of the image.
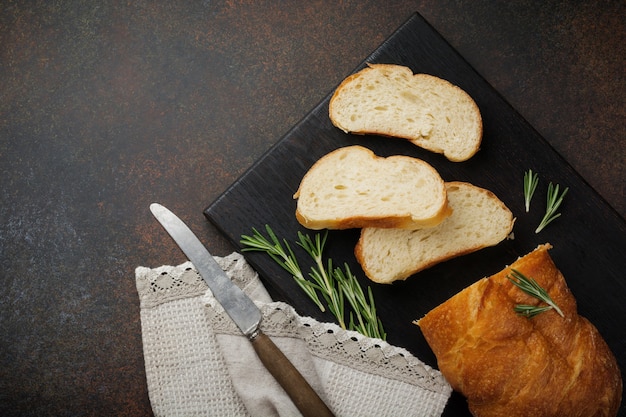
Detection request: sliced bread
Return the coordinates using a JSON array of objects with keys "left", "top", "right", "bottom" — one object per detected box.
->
[
  {"left": 355, "top": 181, "right": 514, "bottom": 283},
  {"left": 329, "top": 64, "right": 482, "bottom": 162},
  {"left": 293, "top": 145, "right": 451, "bottom": 230}
]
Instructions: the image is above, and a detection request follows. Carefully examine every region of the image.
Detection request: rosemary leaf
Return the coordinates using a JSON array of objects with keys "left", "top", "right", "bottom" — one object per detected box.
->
[
  {"left": 297, "top": 232, "right": 346, "bottom": 329},
  {"left": 241, "top": 226, "right": 325, "bottom": 311},
  {"left": 334, "top": 264, "right": 384, "bottom": 339},
  {"left": 535, "top": 182, "right": 569, "bottom": 233},
  {"left": 513, "top": 304, "right": 553, "bottom": 318},
  {"left": 523, "top": 169, "right": 539, "bottom": 212},
  {"left": 507, "top": 269, "right": 564, "bottom": 318}
]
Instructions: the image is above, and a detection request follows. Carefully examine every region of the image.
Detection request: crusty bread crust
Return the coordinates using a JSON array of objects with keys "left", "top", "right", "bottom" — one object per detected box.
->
[
  {"left": 329, "top": 64, "right": 483, "bottom": 162},
  {"left": 293, "top": 145, "right": 451, "bottom": 230},
  {"left": 355, "top": 182, "right": 514, "bottom": 283},
  {"left": 416, "top": 245, "right": 622, "bottom": 417}
]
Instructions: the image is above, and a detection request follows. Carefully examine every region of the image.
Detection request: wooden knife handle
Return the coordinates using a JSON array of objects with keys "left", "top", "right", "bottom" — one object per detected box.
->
[{"left": 250, "top": 330, "right": 335, "bottom": 417}]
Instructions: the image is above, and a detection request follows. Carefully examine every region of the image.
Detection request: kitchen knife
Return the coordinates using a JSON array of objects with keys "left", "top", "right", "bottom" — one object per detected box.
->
[{"left": 150, "top": 203, "right": 335, "bottom": 417}]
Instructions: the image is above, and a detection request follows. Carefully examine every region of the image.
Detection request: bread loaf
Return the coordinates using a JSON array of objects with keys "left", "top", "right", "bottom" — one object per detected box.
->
[
  {"left": 355, "top": 182, "right": 514, "bottom": 283},
  {"left": 417, "top": 244, "right": 622, "bottom": 417},
  {"left": 329, "top": 64, "right": 482, "bottom": 162},
  {"left": 293, "top": 145, "right": 451, "bottom": 230}
]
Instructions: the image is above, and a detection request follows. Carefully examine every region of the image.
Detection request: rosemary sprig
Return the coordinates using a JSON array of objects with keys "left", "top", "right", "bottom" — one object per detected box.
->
[
  {"left": 334, "top": 265, "right": 386, "bottom": 340},
  {"left": 512, "top": 304, "right": 554, "bottom": 318},
  {"left": 535, "top": 182, "right": 569, "bottom": 233},
  {"left": 523, "top": 169, "right": 539, "bottom": 212},
  {"left": 507, "top": 268, "right": 564, "bottom": 318},
  {"left": 296, "top": 231, "right": 346, "bottom": 329},
  {"left": 240, "top": 225, "right": 326, "bottom": 312},
  {"left": 241, "top": 225, "right": 386, "bottom": 339}
]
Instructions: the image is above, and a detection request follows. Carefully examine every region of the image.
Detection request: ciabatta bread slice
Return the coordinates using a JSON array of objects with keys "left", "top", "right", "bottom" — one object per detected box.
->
[
  {"left": 355, "top": 182, "right": 514, "bottom": 283},
  {"left": 293, "top": 145, "right": 451, "bottom": 230},
  {"left": 329, "top": 64, "right": 482, "bottom": 162}
]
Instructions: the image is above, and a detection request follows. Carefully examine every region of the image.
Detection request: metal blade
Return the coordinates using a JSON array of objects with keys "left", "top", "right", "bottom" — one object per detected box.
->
[{"left": 150, "top": 203, "right": 262, "bottom": 337}]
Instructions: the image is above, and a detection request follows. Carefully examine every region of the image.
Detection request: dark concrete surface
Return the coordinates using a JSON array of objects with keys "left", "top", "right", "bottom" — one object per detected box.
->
[{"left": 1, "top": 1, "right": 624, "bottom": 415}]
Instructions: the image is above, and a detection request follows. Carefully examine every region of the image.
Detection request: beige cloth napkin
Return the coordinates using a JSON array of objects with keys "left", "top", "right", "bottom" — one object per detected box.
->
[{"left": 135, "top": 252, "right": 451, "bottom": 417}]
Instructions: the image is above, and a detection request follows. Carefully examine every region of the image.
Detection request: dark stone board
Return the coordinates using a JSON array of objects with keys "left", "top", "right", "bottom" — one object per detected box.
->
[{"left": 205, "top": 13, "right": 626, "bottom": 416}]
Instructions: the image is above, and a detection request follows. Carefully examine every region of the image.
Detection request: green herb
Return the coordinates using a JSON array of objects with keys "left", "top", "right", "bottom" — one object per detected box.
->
[
  {"left": 535, "top": 182, "right": 569, "bottom": 233},
  {"left": 334, "top": 265, "right": 385, "bottom": 339},
  {"left": 295, "top": 231, "right": 346, "bottom": 329},
  {"left": 523, "top": 169, "right": 539, "bottom": 212},
  {"left": 241, "top": 225, "right": 386, "bottom": 339},
  {"left": 507, "top": 269, "right": 564, "bottom": 318},
  {"left": 511, "top": 304, "right": 554, "bottom": 318},
  {"left": 240, "top": 225, "right": 325, "bottom": 311}
]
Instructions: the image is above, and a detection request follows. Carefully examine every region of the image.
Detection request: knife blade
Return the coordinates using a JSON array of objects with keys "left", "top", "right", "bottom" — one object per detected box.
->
[{"left": 149, "top": 203, "right": 335, "bottom": 417}]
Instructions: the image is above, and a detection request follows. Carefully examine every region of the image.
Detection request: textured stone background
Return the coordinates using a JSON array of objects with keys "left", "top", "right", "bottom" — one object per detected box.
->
[{"left": 1, "top": 1, "right": 624, "bottom": 415}]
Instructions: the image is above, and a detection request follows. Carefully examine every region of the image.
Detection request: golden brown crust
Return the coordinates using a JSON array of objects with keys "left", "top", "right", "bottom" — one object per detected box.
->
[
  {"left": 417, "top": 244, "right": 622, "bottom": 417},
  {"left": 293, "top": 146, "right": 451, "bottom": 230},
  {"left": 354, "top": 181, "right": 514, "bottom": 283},
  {"left": 296, "top": 209, "right": 452, "bottom": 231},
  {"left": 329, "top": 64, "right": 483, "bottom": 162}
]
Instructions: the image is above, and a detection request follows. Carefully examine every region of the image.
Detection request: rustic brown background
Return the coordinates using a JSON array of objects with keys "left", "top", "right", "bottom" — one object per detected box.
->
[{"left": 1, "top": 1, "right": 624, "bottom": 415}]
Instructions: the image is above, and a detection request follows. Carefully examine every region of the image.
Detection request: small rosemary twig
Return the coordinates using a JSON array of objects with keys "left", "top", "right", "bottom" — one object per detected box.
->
[
  {"left": 296, "top": 231, "right": 346, "bottom": 330},
  {"left": 334, "top": 264, "right": 386, "bottom": 340},
  {"left": 523, "top": 169, "right": 539, "bottom": 212},
  {"left": 535, "top": 182, "right": 569, "bottom": 233},
  {"left": 507, "top": 269, "right": 564, "bottom": 318},
  {"left": 240, "top": 226, "right": 325, "bottom": 312}
]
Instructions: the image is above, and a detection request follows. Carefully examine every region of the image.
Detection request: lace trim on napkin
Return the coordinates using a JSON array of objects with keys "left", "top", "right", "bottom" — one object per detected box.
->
[
  {"left": 206, "top": 301, "right": 448, "bottom": 391},
  {"left": 135, "top": 253, "right": 262, "bottom": 309},
  {"left": 135, "top": 253, "right": 450, "bottom": 396}
]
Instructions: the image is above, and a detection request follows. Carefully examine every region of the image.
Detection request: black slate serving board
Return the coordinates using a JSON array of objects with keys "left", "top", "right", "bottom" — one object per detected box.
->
[{"left": 205, "top": 12, "right": 626, "bottom": 416}]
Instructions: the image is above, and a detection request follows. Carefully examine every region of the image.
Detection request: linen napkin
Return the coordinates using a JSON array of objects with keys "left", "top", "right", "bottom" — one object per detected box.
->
[{"left": 135, "top": 252, "right": 451, "bottom": 417}]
